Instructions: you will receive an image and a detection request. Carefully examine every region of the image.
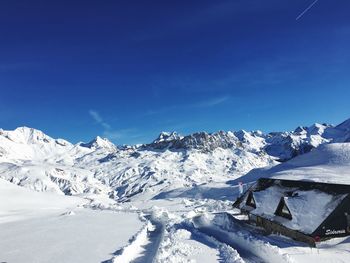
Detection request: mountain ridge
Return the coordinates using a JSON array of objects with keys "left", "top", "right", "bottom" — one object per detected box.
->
[{"left": 0, "top": 117, "right": 349, "bottom": 201}]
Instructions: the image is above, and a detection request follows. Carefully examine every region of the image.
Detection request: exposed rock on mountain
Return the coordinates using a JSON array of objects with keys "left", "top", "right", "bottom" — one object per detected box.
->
[{"left": 0, "top": 118, "right": 349, "bottom": 201}]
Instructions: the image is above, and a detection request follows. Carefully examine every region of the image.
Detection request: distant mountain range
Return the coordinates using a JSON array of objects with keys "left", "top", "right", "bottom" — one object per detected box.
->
[{"left": 0, "top": 118, "right": 349, "bottom": 201}]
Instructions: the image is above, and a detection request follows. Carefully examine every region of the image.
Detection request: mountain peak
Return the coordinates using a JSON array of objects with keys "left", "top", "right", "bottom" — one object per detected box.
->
[
  {"left": 336, "top": 118, "right": 350, "bottom": 131},
  {"left": 152, "top": 131, "right": 182, "bottom": 144},
  {"left": 0, "top": 126, "right": 54, "bottom": 144},
  {"left": 294, "top": 126, "right": 307, "bottom": 134},
  {"left": 80, "top": 136, "right": 116, "bottom": 151}
]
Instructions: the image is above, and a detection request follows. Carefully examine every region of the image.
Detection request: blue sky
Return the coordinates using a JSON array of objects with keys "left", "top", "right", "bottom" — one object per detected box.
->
[{"left": 1, "top": 0, "right": 350, "bottom": 145}]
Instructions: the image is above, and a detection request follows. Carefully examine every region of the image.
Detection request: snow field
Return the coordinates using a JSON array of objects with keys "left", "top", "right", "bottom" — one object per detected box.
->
[
  {"left": 1, "top": 121, "right": 350, "bottom": 262},
  {"left": 0, "top": 179, "right": 145, "bottom": 263}
]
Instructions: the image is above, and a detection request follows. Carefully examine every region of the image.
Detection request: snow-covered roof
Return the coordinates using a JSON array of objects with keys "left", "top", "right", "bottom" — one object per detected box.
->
[{"left": 239, "top": 180, "right": 349, "bottom": 234}]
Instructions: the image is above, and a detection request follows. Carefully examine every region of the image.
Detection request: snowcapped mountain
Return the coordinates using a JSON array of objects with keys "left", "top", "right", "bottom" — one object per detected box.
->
[
  {"left": 0, "top": 127, "right": 73, "bottom": 161},
  {"left": 145, "top": 119, "right": 350, "bottom": 161},
  {"left": 0, "top": 118, "right": 349, "bottom": 201},
  {"left": 335, "top": 118, "right": 350, "bottom": 142},
  {"left": 80, "top": 136, "right": 117, "bottom": 151}
]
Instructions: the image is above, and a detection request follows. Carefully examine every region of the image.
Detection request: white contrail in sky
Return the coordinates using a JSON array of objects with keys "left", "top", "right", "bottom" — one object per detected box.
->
[{"left": 296, "top": 0, "right": 319, "bottom": 20}]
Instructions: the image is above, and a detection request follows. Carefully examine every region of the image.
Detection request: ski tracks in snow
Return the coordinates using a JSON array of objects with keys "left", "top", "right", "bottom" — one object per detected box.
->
[
  {"left": 172, "top": 223, "right": 246, "bottom": 263},
  {"left": 109, "top": 210, "right": 244, "bottom": 262},
  {"left": 192, "top": 213, "right": 294, "bottom": 263},
  {"left": 100, "top": 205, "right": 293, "bottom": 263},
  {"left": 107, "top": 218, "right": 164, "bottom": 263}
]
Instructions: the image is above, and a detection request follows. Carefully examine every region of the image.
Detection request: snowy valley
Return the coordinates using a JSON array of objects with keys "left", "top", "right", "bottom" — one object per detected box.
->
[{"left": 1, "top": 118, "right": 350, "bottom": 263}]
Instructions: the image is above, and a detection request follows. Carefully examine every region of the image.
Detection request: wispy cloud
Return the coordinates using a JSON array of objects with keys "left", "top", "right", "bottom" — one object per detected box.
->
[
  {"left": 143, "top": 95, "right": 231, "bottom": 116},
  {"left": 88, "top": 110, "right": 140, "bottom": 141},
  {"left": 103, "top": 128, "right": 140, "bottom": 140},
  {"left": 102, "top": 130, "right": 121, "bottom": 140},
  {"left": 89, "top": 110, "right": 111, "bottom": 130},
  {"left": 193, "top": 96, "right": 230, "bottom": 108}
]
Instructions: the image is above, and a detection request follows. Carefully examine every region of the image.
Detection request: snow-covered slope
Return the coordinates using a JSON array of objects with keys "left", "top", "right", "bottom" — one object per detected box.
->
[
  {"left": 81, "top": 147, "right": 275, "bottom": 201},
  {"left": 0, "top": 127, "right": 73, "bottom": 162},
  {"left": 0, "top": 178, "right": 145, "bottom": 263},
  {"left": 240, "top": 143, "right": 350, "bottom": 184},
  {"left": 0, "top": 127, "right": 276, "bottom": 200},
  {"left": 0, "top": 118, "right": 349, "bottom": 201},
  {"left": 1, "top": 118, "right": 350, "bottom": 262},
  {"left": 0, "top": 177, "right": 83, "bottom": 223},
  {"left": 80, "top": 136, "right": 117, "bottom": 151}
]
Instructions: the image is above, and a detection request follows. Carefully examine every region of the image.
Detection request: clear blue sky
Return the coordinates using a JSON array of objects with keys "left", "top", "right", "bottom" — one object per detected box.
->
[{"left": 1, "top": 0, "right": 349, "bottom": 145}]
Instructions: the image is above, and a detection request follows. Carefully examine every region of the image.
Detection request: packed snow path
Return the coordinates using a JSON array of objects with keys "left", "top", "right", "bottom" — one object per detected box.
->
[
  {"left": 193, "top": 222, "right": 266, "bottom": 263},
  {"left": 109, "top": 217, "right": 165, "bottom": 263},
  {"left": 192, "top": 213, "right": 292, "bottom": 263},
  {"left": 167, "top": 223, "right": 245, "bottom": 263},
  {"left": 132, "top": 217, "right": 164, "bottom": 263}
]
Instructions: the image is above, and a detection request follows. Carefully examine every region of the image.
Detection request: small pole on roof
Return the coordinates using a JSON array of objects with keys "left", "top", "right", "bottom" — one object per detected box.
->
[{"left": 238, "top": 182, "right": 244, "bottom": 196}]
